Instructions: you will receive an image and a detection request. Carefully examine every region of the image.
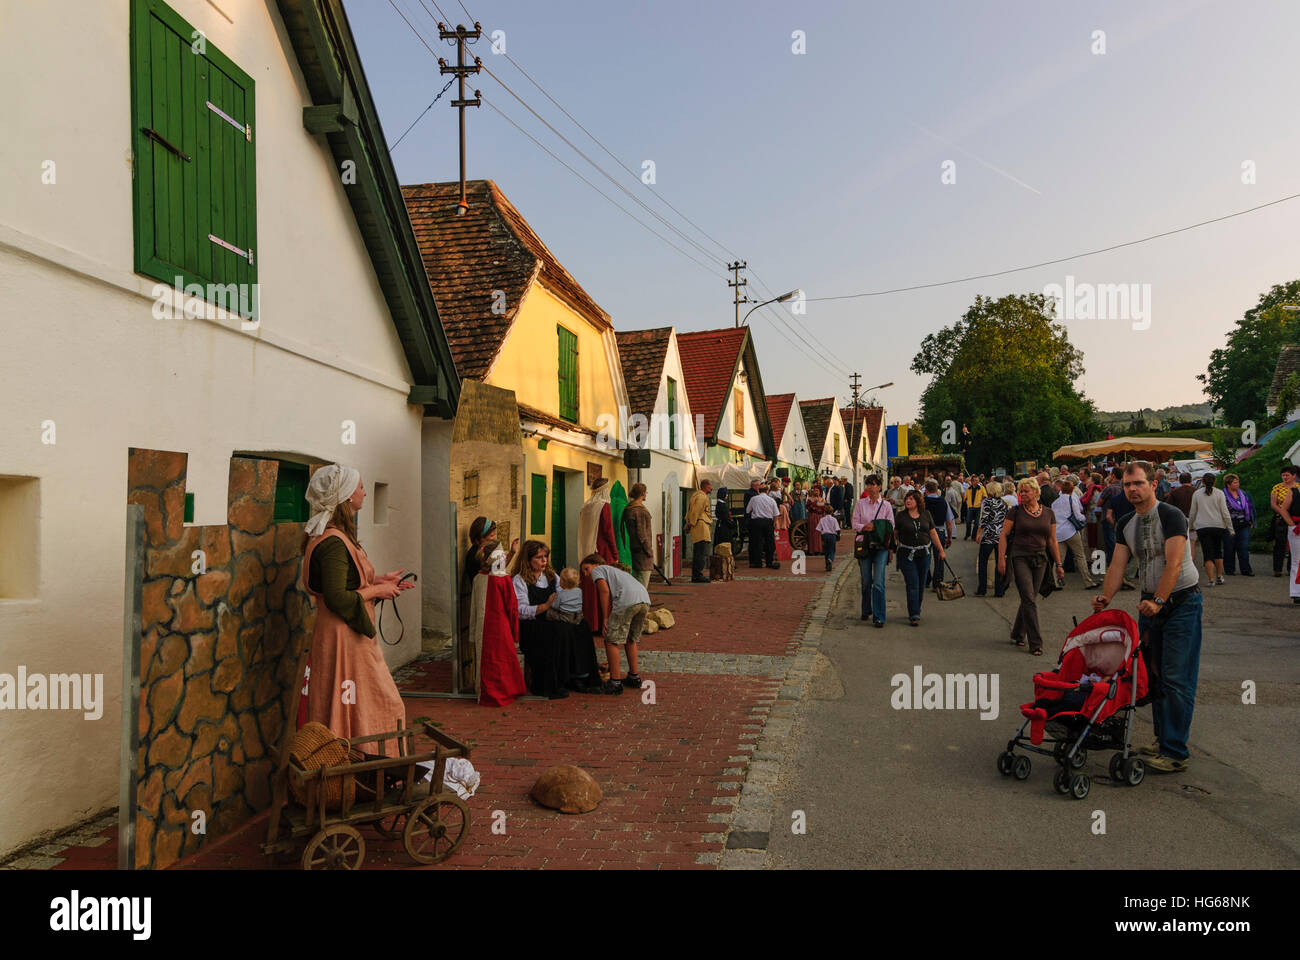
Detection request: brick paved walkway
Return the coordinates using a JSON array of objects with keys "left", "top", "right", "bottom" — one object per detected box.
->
[{"left": 3, "top": 556, "right": 852, "bottom": 870}]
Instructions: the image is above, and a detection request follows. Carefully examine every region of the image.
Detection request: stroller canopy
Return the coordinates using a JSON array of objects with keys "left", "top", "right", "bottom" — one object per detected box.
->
[{"left": 1059, "top": 609, "right": 1139, "bottom": 677}]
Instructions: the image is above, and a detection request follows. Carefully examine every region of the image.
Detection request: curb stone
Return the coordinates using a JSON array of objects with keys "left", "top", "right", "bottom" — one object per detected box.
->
[{"left": 719, "top": 558, "right": 856, "bottom": 869}]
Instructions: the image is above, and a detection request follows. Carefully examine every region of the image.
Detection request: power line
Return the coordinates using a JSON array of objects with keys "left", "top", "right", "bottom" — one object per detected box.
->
[
  {"left": 389, "top": 76, "right": 456, "bottom": 149},
  {"left": 806, "top": 191, "right": 1300, "bottom": 302},
  {"left": 480, "top": 93, "right": 721, "bottom": 277}
]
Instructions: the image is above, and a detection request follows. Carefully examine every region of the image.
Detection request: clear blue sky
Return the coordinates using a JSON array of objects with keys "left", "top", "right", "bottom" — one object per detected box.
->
[{"left": 346, "top": 0, "right": 1300, "bottom": 424}]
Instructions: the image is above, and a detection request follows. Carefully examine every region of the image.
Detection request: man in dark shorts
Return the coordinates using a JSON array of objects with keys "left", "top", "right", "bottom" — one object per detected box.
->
[{"left": 1093, "top": 461, "right": 1202, "bottom": 773}]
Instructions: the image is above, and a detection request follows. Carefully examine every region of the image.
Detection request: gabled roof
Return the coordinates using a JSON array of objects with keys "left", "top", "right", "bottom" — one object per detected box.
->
[
  {"left": 840, "top": 405, "right": 885, "bottom": 462},
  {"left": 616, "top": 328, "right": 673, "bottom": 420},
  {"left": 768, "top": 393, "right": 797, "bottom": 450},
  {"left": 402, "top": 179, "right": 612, "bottom": 381},
  {"left": 1268, "top": 344, "right": 1300, "bottom": 408},
  {"left": 800, "top": 398, "right": 836, "bottom": 463},
  {"left": 676, "top": 327, "right": 774, "bottom": 455},
  {"left": 275, "top": 0, "right": 459, "bottom": 416}
]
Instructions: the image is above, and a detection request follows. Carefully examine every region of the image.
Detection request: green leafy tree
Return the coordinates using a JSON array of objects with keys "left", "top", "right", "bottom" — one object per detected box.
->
[
  {"left": 911, "top": 293, "right": 1097, "bottom": 473},
  {"left": 1199, "top": 281, "right": 1300, "bottom": 426},
  {"left": 1271, "top": 372, "right": 1300, "bottom": 429},
  {"left": 907, "top": 422, "right": 934, "bottom": 455}
]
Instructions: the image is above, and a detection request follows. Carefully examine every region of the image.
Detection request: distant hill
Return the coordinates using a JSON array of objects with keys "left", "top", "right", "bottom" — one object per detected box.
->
[{"left": 1096, "top": 402, "right": 1215, "bottom": 430}]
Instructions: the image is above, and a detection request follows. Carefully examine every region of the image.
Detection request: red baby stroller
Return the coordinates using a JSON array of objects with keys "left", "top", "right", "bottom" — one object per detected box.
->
[{"left": 996, "top": 609, "right": 1149, "bottom": 799}]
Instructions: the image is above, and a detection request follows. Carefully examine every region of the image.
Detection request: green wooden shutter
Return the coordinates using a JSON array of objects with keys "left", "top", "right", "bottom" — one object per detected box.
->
[
  {"left": 273, "top": 461, "right": 310, "bottom": 523},
  {"left": 131, "top": 0, "right": 257, "bottom": 319},
  {"left": 557, "top": 325, "right": 578, "bottom": 423},
  {"left": 530, "top": 474, "right": 547, "bottom": 534}
]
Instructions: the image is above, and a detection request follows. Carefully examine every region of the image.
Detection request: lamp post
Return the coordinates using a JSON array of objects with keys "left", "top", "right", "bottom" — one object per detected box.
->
[
  {"left": 847, "top": 381, "right": 894, "bottom": 489},
  {"left": 739, "top": 289, "right": 801, "bottom": 327}
]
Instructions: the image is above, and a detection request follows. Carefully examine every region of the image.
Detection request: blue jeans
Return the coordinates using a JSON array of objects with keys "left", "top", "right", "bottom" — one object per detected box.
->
[
  {"left": 1101, "top": 518, "right": 1116, "bottom": 563},
  {"left": 823, "top": 534, "right": 837, "bottom": 567},
  {"left": 858, "top": 549, "right": 888, "bottom": 622},
  {"left": 1223, "top": 526, "right": 1252, "bottom": 575},
  {"left": 898, "top": 550, "right": 930, "bottom": 620},
  {"left": 1139, "top": 590, "right": 1203, "bottom": 761}
]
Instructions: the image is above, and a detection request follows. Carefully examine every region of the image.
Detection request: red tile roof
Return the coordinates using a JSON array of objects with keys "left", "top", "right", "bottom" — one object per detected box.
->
[
  {"left": 768, "top": 393, "right": 796, "bottom": 451},
  {"left": 675, "top": 328, "right": 749, "bottom": 439},
  {"left": 862, "top": 406, "right": 885, "bottom": 458},
  {"left": 840, "top": 405, "right": 885, "bottom": 463},
  {"left": 402, "top": 180, "right": 611, "bottom": 381},
  {"left": 615, "top": 328, "right": 673, "bottom": 420}
]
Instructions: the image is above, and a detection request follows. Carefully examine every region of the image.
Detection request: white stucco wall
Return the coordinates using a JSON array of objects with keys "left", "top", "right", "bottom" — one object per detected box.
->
[
  {"left": 0, "top": 0, "right": 438, "bottom": 857},
  {"left": 714, "top": 362, "right": 764, "bottom": 457},
  {"left": 776, "top": 399, "right": 815, "bottom": 470}
]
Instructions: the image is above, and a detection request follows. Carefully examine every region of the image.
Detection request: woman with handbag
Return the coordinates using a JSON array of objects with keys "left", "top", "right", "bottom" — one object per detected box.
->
[
  {"left": 1188, "top": 472, "right": 1232, "bottom": 586},
  {"left": 1221, "top": 473, "right": 1255, "bottom": 576},
  {"left": 852, "top": 474, "right": 894, "bottom": 627},
  {"left": 998, "top": 478, "right": 1064, "bottom": 656},
  {"left": 1051, "top": 478, "right": 1099, "bottom": 589},
  {"left": 301, "top": 464, "right": 414, "bottom": 757},
  {"left": 895, "top": 490, "right": 946, "bottom": 627}
]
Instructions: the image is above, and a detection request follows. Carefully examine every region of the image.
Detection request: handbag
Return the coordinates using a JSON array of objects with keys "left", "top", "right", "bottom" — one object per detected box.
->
[{"left": 933, "top": 559, "right": 965, "bottom": 600}]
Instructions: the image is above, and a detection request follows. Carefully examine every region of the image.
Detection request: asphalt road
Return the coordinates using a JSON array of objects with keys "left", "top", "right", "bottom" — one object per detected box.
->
[{"left": 765, "top": 537, "right": 1300, "bottom": 869}]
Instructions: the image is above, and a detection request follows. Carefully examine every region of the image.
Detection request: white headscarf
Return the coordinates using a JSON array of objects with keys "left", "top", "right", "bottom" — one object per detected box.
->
[{"left": 304, "top": 463, "right": 361, "bottom": 537}]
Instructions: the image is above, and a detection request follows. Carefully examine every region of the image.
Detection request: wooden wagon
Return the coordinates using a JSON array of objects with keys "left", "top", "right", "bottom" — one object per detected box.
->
[{"left": 262, "top": 720, "right": 472, "bottom": 870}]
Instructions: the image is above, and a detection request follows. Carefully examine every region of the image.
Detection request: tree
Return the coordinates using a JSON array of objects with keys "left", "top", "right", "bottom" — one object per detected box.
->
[
  {"left": 911, "top": 293, "right": 1097, "bottom": 473},
  {"left": 1199, "top": 280, "right": 1300, "bottom": 427},
  {"left": 907, "top": 422, "right": 933, "bottom": 455},
  {"left": 1271, "top": 371, "right": 1300, "bottom": 429}
]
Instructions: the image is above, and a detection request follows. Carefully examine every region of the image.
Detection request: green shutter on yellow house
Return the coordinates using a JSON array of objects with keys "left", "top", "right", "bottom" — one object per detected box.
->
[{"left": 557, "top": 325, "right": 578, "bottom": 422}]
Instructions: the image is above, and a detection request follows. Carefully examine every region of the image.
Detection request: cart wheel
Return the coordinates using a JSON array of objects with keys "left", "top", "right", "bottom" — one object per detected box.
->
[
  {"left": 996, "top": 752, "right": 1014, "bottom": 776},
  {"left": 1052, "top": 768, "right": 1070, "bottom": 795},
  {"left": 790, "top": 519, "right": 809, "bottom": 552},
  {"left": 1120, "top": 757, "right": 1145, "bottom": 787},
  {"left": 372, "top": 812, "right": 407, "bottom": 840},
  {"left": 301, "top": 824, "right": 366, "bottom": 870},
  {"left": 403, "top": 793, "right": 470, "bottom": 865},
  {"left": 1069, "top": 773, "right": 1090, "bottom": 799},
  {"left": 1108, "top": 753, "right": 1124, "bottom": 781},
  {"left": 1012, "top": 756, "right": 1031, "bottom": 781},
  {"left": 1070, "top": 748, "right": 1088, "bottom": 770}
]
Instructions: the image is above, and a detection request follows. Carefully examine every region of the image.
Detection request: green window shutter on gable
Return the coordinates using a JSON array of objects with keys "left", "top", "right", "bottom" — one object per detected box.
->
[
  {"left": 557, "top": 325, "right": 578, "bottom": 423},
  {"left": 131, "top": 0, "right": 257, "bottom": 319}
]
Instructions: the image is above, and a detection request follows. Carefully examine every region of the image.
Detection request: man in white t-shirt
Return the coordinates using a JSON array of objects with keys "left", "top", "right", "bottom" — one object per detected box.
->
[{"left": 581, "top": 555, "right": 651, "bottom": 690}]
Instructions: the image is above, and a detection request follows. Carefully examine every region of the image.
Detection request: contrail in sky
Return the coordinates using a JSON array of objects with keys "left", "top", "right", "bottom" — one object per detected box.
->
[{"left": 909, "top": 121, "right": 1042, "bottom": 196}]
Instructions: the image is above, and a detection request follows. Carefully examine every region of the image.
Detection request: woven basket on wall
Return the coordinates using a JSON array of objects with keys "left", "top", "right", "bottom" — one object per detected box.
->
[{"left": 288, "top": 722, "right": 356, "bottom": 811}]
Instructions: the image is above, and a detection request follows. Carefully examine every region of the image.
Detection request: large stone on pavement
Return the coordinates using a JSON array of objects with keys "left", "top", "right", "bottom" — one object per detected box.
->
[
  {"left": 650, "top": 608, "right": 675, "bottom": 629},
  {"left": 530, "top": 764, "right": 602, "bottom": 814}
]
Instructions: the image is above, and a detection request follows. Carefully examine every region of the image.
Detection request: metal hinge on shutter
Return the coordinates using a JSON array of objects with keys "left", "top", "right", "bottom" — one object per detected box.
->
[
  {"left": 206, "top": 100, "right": 251, "bottom": 142},
  {"left": 208, "top": 234, "right": 253, "bottom": 263}
]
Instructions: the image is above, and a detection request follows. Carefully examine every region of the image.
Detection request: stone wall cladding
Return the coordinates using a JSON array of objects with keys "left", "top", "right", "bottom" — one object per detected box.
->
[{"left": 129, "top": 450, "right": 313, "bottom": 870}]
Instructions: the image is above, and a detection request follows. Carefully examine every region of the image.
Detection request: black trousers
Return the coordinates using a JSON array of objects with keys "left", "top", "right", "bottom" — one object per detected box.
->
[
  {"left": 748, "top": 517, "right": 776, "bottom": 567},
  {"left": 692, "top": 539, "right": 710, "bottom": 579}
]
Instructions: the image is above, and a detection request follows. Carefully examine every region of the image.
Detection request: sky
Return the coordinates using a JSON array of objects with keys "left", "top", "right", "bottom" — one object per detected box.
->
[{"left": 345, "top": 0, "right": 1300, "bottom": 425}]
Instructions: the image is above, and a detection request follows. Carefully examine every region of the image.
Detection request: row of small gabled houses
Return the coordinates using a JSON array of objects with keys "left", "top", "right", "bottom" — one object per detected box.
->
[{"left": 0, "top": 0, "right": 883, "bottom": 865}]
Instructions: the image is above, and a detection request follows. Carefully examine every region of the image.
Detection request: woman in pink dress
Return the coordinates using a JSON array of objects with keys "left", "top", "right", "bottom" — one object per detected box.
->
[
  {"left": 300, "top": 464, "right": 414, "bottom": 757},
  {"left": 807, "top": 483, "right": 827, "bottom": 556}
]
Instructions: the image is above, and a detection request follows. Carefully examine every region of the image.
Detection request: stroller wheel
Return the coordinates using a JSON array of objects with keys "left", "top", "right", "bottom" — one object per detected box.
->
[
  {"left": 1069, "top": 773, "right": 1090, "bottom": 799},
  {"left": 997, "top": 752, "right": 1015, "bottom": 776},
  {"left": 1070, "top": 748, "right": 1088, "bottom": 770},
  {"left": 1108, "top": 753, "right": 1124, "bottom": 781},
  {"left": 1120, "top": 757, "right": 1145, "bottom": 787},
  {"left": 1052, "top": 768, "right": 1070, "bottom": 795},
  {"left": 1012, "top": 756, "right": 1032, "bottom": 781}
]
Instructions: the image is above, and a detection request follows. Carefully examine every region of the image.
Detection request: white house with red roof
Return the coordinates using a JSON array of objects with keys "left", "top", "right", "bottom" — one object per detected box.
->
[
  {"left": 768, "top": 393, "right": 817, "bottom": 483},
  {"left": 675, "top": 328, "right": 775, "bottom": 469}
]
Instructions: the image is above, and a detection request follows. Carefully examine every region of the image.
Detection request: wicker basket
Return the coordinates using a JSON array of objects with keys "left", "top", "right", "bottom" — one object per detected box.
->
[{"left": 288, "top": 722, "right": 356, "bottom": 811}]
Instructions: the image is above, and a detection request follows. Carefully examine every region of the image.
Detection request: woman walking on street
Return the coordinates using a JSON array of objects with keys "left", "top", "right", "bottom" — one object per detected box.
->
[
  {"left": 1221, "top": 473, "right": 1255, "bottom": 576},
  {"left": 895, "top": 489, "right": 945, "bottom": 626},
  {"left": 975, "top": 480, "right": 1007, "bottom": 596},
  {"left": 998, "top": 478, "right": 1064, "bottom": 655},
  {"left": 1051, "top": 478, "right": 1099, "bottom": 589},
  {"left": 807, "top": 482, "right": 828, "bottom": 556},
  {"left": 1188, "top": 473, "right": 1232, "bottom": 586},
  {"left": 853, "top": 474, "right": 894, "bottom": 627}
]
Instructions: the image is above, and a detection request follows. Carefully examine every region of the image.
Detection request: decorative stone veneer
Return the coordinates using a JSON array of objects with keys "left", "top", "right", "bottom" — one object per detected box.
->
[{"left": 128, "top": 450, "right": 313, "bottom": 869}]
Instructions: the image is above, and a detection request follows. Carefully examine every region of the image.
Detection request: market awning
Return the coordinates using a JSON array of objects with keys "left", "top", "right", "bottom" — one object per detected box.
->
[{"left": 1051, "top": 436, "right": 1213, "bottom": 461}]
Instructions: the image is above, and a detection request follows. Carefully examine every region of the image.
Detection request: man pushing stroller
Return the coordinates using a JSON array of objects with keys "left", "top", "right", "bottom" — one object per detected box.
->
[{"left": 1091, "top": 461, "right": 1202, "bottom": 774}]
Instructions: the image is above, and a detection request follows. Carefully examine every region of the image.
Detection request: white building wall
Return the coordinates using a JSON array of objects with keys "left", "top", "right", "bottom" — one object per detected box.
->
[
  {"left": 776, "top": 400, "right": 815, "bottom": 470},
  {"left": 0, "top": 0, "right": 437, "bottom": 856},
  {"left": 714, "top": 362, "right": 764, "bottom": 458}
]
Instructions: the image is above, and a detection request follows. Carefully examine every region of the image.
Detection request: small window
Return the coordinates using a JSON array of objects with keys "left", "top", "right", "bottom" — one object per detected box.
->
[
  {"left": 184, "top": 492, "right": 194, "bottom": 523},
  {"left": 463, "top": 470, "right": 479, "bottom": 506},
  {"left": 529, "top": 474, "right": 547, "bottom": 534},
  {"left": 666, "top": 378, "right": 678, "bottom": 450},
  {"left": 0, "top": 477, "right": 40, "bottom": 599},
  {"left": 834, "top": 434, "right": 840, "bottom": 463},
  {"left": 372, "top": 482, "right": 389, "bottom": 525},
  {"left": 734, "top": 389, "right": 745, "bottom": 436},
  {"left": 272, "top": 461, "right": 310, "bottom": 523}
]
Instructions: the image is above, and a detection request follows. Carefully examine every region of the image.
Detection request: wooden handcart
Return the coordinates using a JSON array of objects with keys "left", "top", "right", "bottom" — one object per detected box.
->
[{"left": 262, "top": 720, "right": 473, "bottom": 870}]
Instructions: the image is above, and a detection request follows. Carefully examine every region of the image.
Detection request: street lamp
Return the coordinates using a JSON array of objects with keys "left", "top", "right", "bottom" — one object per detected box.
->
[
  {"left": 846, "top": 382, "right": 894, "bottom": 489},
  {"left": 739, "top": 289, "right": 801, "bottom": 327}
]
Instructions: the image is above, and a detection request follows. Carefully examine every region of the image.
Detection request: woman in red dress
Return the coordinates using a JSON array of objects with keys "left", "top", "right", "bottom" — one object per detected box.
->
[
  {"left": 807, "top": 483, "right": 827, "bottom": 556},
  {"left": 469, "top": 545, "right": 527, "bottom": 707}
]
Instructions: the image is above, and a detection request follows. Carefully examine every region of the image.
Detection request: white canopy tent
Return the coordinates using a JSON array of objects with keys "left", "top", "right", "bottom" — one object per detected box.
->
[{"left": 695, "top": 461, "right": 772, "bottom": 490}]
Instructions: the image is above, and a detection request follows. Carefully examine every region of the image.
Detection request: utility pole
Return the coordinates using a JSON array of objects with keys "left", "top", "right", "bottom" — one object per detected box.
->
[
  {"left": 848, "top": 373, "right": 862, "bottom": 492},
  {"left": 437, "top": 21, "right": 482, "bottom": 215},
  {"left": 727, "top": 260, "right": 750, "bottom": 327}
]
